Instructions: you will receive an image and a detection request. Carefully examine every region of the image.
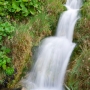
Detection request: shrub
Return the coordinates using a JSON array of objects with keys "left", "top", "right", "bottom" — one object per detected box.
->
[
  {"left": 0, "top": 47, "right": 14, "bottom": 76},
  {"left": 0, "top": 0, "right": 41, "bottom": 19},
  {"left": 7, "top": 12, "right": 51, "bottom": 88},
  {"left": 0, "top": 21, "right": 14, "bottom": 75},
  {"left": 0, "top": 21, "right": 15, "bottom": 86}
]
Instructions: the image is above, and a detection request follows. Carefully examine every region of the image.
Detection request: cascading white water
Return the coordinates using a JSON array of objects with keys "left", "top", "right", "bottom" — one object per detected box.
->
[
  {"left": 22, "top": 0, "right": 82, "bottom": 90},
  {"left": 56, "top": 0, "right": 82, "bottom": 41}
]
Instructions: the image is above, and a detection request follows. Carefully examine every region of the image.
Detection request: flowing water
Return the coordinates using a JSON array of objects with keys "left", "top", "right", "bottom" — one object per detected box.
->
[{"left": 22, "top": 0, "right": 82, "bottom": 90}]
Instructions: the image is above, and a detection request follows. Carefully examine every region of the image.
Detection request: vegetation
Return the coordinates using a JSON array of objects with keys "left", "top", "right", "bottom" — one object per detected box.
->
[
  {"left": 66, "top": 49, "right": 90, "bottom": 90},
  {"left": 0, "top": 21, "right": 15, "bottom": 88},
  {"left": 66, "top": 0, "right": 90, "bottom": 90},
  {"left": 0, "top": 0, "right": 42, "bottom": 88},
  {"left": 0, "top": 0, "right": 90, "bottom": 90},
  {"left": 0, "top": 0, "right": 64, "bottom": 89},
  {"left": 0, "top": 21, "right": 14, "bottom": 75},
  {"left": 0, "top": 0, "right": 41, "bottom": 19}
]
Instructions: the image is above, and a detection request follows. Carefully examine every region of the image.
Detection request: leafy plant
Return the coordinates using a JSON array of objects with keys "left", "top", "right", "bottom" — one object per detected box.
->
[
  {"left": 0, "top": 48, "right": 14, "bottom": 76},
  {"left": 0, "top": 21, "right": 15, "bottom": 76},
  {"left": 0, "top": 22, "right": 14, "bottom": 41},
  {"left": 0, "top": 0, "right": 42, "bottom": 19}
]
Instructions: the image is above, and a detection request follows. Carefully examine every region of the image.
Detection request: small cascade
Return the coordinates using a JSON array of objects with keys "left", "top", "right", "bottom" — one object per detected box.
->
[
  {"left": 22, "top": 0, "right": 82, "bottom": 90},
  {"left": 56, "top": 0, "right": 82, "bottom": 41}
]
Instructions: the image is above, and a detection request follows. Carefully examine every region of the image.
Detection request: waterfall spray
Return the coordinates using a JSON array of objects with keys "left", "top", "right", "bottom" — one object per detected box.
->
[{"left": 22, "top": 0, "right": 82, "bottom": 90}]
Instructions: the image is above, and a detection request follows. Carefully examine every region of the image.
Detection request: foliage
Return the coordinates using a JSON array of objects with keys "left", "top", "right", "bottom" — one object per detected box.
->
[
  {"left": 0, "top": 47, "right": 14, "bottom": 76},
  {"left": 0, "top": 0, "right": 41, "bottom": 19},
  {"left": 3, "top": 0, "right": 89, "bottom": 89},
  {"left": 0, "top": 0, "right": 41, "bottom": 88},
  {"left": 66, "top": 49, "right": 90, "bottom": 90},
  {"left": 28, "top": 13, "right": 51, "bottom": 45},
  {"left": 0, "top": 22, "right": 14, "bottom": 41},
  {"left": 66, "top": 0, "right": 90, "bottom": 90},
  {"left": 7, "top": 12, "right": 52, "bottom": 88},
  {"left": 0, "top": 21, "right": 15, "bottom": 85},
  {"left": 42, "top": 0, "right": 64, "bottom": 35},
  {"left": 6, "top": 0, "right": 64, "bottom": 88},
  {"left": 7, "top": 27, "right": 33, "bottom": 88}
]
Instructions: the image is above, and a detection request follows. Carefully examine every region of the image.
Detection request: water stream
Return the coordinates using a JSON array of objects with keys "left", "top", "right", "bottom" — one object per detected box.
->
[{"left": 22, "top": 0, "right": 82, "bottom": 90}]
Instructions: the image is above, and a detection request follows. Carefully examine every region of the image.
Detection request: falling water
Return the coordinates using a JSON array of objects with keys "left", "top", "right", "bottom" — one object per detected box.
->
[{"left": 22, "top": 0, "right": 82, "bottom": 90}]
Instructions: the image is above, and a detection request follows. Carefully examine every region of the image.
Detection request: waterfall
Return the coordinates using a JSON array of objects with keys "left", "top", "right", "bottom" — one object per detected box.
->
[{"left": 22, "top": 0, "right": 82, "bottom": 90}]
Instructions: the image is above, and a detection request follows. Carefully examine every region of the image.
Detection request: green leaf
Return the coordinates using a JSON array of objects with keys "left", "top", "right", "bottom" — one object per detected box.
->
[
  {"left": 0, "top": 2, "right": 4, "bottom": 5},
  {"left": 22, "top": 0, "right": 28, "bottom": 2},
  {"left": 20, "top": 2, "right": 28, "bottom": 16},
  {"left": 12, "top": 1, "right": 21, "bottom": 12},
  {"left": 0, "top": 27, "right": 4, "bottom": 31},
  {"left": 30, "top": 7, "right": 36, "bottom": 15},
  {"left": 6, "top": 58, "right": 11, "bottom": 63},
  {"left": 0, "top": 62, "right": 2, "bottom": 67},
  {"left": 2, "top": 64, "right": 6, "bottom": 70},
  {"left": 1, "top": 46, "right": 11, "bottom": 53},
  {"left": 5, "top": 48, "right": 11, "bottom": 53},
  {"left": 2, "top": 59, "right": 6, "bottom": 65},
  {"left": 0, "top": 36, "right": 2, "bottom": 41},
  {"left": 5, "top": 67, "right": 14, "bottom": 75}
]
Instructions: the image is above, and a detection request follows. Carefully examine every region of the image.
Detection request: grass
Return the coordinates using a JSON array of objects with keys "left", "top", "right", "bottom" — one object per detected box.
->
[
  {"left": 2, "top": 0, "right": 90, "bottom": 89},
  {"left": 3, "top": 10, "right": 52, "bottom": 88},
  {"left": 42, "top": 0, "right": 64, "bottom": 35},
  {"left": 8, "top": 27, "right": 32, "bottom": 88},
  {"left": 7, "top": 0, "right": 64, "bottom": 88},
  {"left": 8, "top": 0, "right": 90, "bottom": 89},
  {"left": 66, "top": 48, "right": 90, "bottom": 90},
  {"left": 66, "top": 1, "right": 90, "bottom": 89}
]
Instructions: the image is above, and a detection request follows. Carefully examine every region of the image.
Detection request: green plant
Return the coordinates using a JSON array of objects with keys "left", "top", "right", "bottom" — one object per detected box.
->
[
  {"left": 7, "top": 28, "right": 32, "bottom": 88},
  {"left": 0, "top": 47, "right": 14, "bottom": 76},
  {"left": 0, "top": 22, "right": 14, "bottom": 41},
  {"left": 66, "top": 1, "right": 90, "bottom": 89},
  {"left": 66, "top": 49, "right": 90, "bottom": 90},
  {"left": 0, "top": 21, "right": 15, "bottom": 77},
  {"left": 0, "top": 0, "right": 42, "bottom": 20},
  {"left": 42, "top": 0, "right": 64, "bottom": 35}
]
